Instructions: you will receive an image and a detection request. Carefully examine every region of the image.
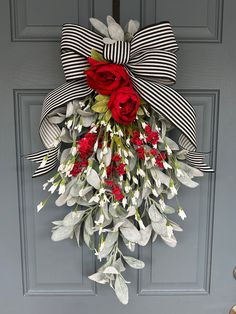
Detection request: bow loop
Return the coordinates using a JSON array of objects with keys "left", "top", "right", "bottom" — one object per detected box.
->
[{"left": 103, "top": 41, "right": 131, "bottom": 64}]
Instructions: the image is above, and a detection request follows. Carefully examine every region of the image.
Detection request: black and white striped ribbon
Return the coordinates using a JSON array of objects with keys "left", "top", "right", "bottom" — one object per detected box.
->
[{"left": 27, "top": 21, "right": 213, "bottom": 177}]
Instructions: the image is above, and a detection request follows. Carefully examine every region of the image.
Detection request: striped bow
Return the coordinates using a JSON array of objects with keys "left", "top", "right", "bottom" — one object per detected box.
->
[{"left": 26, "top": 21, "right": 213, "bottom": 177}]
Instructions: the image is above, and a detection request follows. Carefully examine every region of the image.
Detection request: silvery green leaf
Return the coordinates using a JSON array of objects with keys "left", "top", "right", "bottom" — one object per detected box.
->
[
  {"left": 161, "top": 119, "right": 167, "bottom": 139},
  {"left": 76, "top": 197, "right": 91, "bottom": 207},
  {"left": 148, "top": 204, "right": 162, "bottom": 222},
  {"left": 103, "top": 266, "right": 119, "bottom": 274},
  {"left": 151, "top": 168, "right": 170, "bottom": 187},
  {"left": 86, "top": 168, "right": 100, "bottom": 189},
  {"left": 125, "top": 19, "right": 140, "bottom": 36},
  {"left": 79, "top": 186, "right": 93, "bottom": 197},
  {"left": 103, "top": 37, "right": 116, "bottom": 44},
  {"left": 178, "top": 161, "right": 204, "bottom": 177},
  {"left": 108, "top": 203, "right": 119, "bottom": 218},
  {"left": 107, "top": 15, "right": 117, "bottom": 25},
  {"left": 85, "top": 214, "right": 94, "bottom": 235},
  {"left": 107, "top": 16, "right": 124, "bottom": 41},
  {"left": 114, "top": 275, "right": 129, "bottom": 305},
  {"left": 176, "top": 150, "right": 187, "bottom": 160},
  {"left": 142, "top": 186, "right": 151, "bottom": 199},
  {"left": 175, "top": 170, "right": 199, "bottom": 188},
  {"left": 55, "top": 192, "right": 68, "bottom": 207},
  {"left": 104, "top": 231, "right": 118, "bottom": 247},
  {"left": 88, "top": 272, "right": 108, "bottom": 284},
  {"left": 165, "top": 137, "right": 179, "bottom": 150},
  {"left": 126, "top": 206, "right": 136, "bottom": 218},
  {"left": 76, "top": 108, "right": 94, "bottom": 117},
  {"left": 113, "top": 221, "right": 125, "bottom": 231},
  {"left": 80, "top": 115, "right": 94, "bottom": 127},
  {"left": 114, "top": 258, "right": 126, "bottom": 273},
  {"left": 152, "top": 232, "right": 158, "bottom": 243},
  {"left": 63, "top": 211, "right": 85, "bottom": 226},
  {"left": 67, "top": 196, "right": 77, "bottom": 206},
  {"left": 51, "top": 225, "right": 73, "bottom": 241},
  {"left": 163, "top": 206, "right": 176, "bottom": 214},
  {"left": 123, "top": 256, "right": 145, "bottom": 269},
  {"left": 103, "top": 202, "right": 110, "bottom": 220},
  {"left": 66, "top": 102, "right": 74, "bottom": 117},
  {"left": 60, "top": 127, "right": 73, "bottom": 143},
  {"left": 129, "top": 153, "right": 137, "bottom": 171},
  {"left": 103, "top": 147, "right": 112, "bottom": 167},
  {"left": 120, "top": 220, "right": 141, "bottom": 243},
  {"left": 60, "top": 148, "right": 71, "bottom": 164},
  {"left": 70, "top": 182, "right": 82, "bottom": 197},
  {"left": 74, "top": 224, "right": 81, "bottom": 247},
  {"left": 83, "top": 228, "right": 94, "bottom": 249},
  {"left": 138, "top": 224, "right": 152, "bottom": 246},
  {"left": 161, "top": 234, "right": 177, "bottom": 248},
  {"left": 151, "top": 218, "right": 167, "bottom": 235},
  {"left": 89, "top": 17, "right": 109, "bottom": 37},
  {"left": 48, "top": 115, "right": 65, "bottom": 124},
  {"left": 122, "top": 236, "right": 136, "bottom": 252},
  {"left": 170, "top": 222, "right": 183, "bottom": 232}
]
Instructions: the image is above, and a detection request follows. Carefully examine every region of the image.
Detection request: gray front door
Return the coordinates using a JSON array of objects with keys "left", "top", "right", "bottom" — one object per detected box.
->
[{"left": 1, "top": 0, "right": 236, "bottom": 313}]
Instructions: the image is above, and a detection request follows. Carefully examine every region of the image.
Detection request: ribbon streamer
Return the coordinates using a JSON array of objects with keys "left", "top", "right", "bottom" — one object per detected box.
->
[{"left": 26, "top": 21, "right": 213, "bottom": 177}]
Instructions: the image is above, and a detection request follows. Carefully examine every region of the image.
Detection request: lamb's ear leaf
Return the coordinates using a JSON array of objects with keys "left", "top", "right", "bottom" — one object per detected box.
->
[
  {"left": 89, "top": 18, "right": 109, "bottom": 37},
  {"left": 114, "top": 275, "right": 129, "bottom": 305},
  {"left": 123, "top": 256, "right": 145, "bottom": 269}
]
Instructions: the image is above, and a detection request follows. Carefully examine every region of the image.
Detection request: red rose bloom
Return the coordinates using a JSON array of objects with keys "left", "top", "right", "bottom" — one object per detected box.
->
[
  {"left": 85, "top": 58, "right": 130, "bottom": 95},
  {"left": 108, "top": 87, "right": 140, "bottom": 125}
]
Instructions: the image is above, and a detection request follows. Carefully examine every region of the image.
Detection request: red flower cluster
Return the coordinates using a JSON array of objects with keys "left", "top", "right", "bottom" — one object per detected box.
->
[
  {"left": 106, "top": 154, "right": 126, "bottom": 177},
  {"left": 77, "top": 132, "right": 97, "bottom": 160},
  {"left": 70, "top": 160, "right": 88, "bottom": 177},
  {"left": 85, "top": 58, "right": 140, "bottom": 125},
  {"left": 70, "top": 131, "right": 97, "bottom": 177},
  {"left": 105, "top": 180, "right": 124, "bottom": 201},
  {"left": 155, "top": 152, "right": 166, "bottom": 169}
]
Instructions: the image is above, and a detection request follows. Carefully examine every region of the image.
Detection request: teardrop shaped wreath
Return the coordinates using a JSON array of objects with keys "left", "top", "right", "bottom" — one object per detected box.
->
[{"left": 27, "top": 17, "right": 213, "bottom": 304}]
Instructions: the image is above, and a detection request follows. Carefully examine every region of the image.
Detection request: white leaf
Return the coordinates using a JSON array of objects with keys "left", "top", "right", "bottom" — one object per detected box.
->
[
  {"left": 51, "top": 225, "right": 73, "bottom": 241},
  {"left": 86, "top": 168, "right": 100, "bottom": 189},
  {"left": 114, "top": 275, "right": 129, "bottom": 305},
  {"left": 161, "top": 234, "right": 177, "bottom": 247},
  {"left": 138, "top": 224, "right": 152, "bottom": 246},
  {"left": 163, "top": 206, "right": 176, "bottom": 214},
  {"left": 88, "top": 272, "right": 108, "bottom": 284},
  {"left": 66, "top": 102, "right": 74, "bottom": 117},
  {"left": 151, "top": 218, "right": 167, "bottom": 235},
  {"left": 103, "top": 266, "right": 119, "bottom": 274},
  {"left": 74, "top": 224, "right": 81, "bottom": 247},
  {"left": 85, "top": 214, "right": 94, "bottom": 235},
  {"left": 107, "top": 16, "right": 124, "bottom": 41},
  {"left": 126, "top": 19, "right": 140, "bottom": 36},
  {"left": 176, "top": 170, "right": 199, "bottom": 188},
  {"left": 120, "top": 220, "right": 141, "bottom": 243},
  {"left": 165, "top": 137, "right": 179, "bottom": 150},
  {"left": 90, "top": 18, "right": 109, "bottom": 37},
  {"left": 123, "top": 256, "right": 145, "bottom": 269},
  {"left": 63, "top": 211, "right": 85, "bottom": 226},
  {"left": 80, "top": 115, "right": 94, "bottom": 127},
  {"left": 48, "top": 115, "right": 65, "bottom": 124},
  {"left": 60, "top": 148, "right": 71, "bottom": 164},
  {"left": 148, "top": 205, "right": 162, "bottom": 222},
  {"left": 178, "top": 161, "right": 204, "bottom": 177}
]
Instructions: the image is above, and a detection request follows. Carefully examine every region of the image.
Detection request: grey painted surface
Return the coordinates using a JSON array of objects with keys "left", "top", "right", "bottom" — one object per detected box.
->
[{"left": 0, "top": 0, "right": 236, "bottom": 313}]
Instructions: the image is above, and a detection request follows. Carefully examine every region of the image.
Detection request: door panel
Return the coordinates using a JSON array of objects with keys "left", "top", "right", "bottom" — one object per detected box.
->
[{"left": 1, "top": 0, "right": 236, "bottom": 313}]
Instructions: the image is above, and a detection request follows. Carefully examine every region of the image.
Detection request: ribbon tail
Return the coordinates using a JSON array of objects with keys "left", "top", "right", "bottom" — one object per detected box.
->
[{"left": 26, "top": 146, "right": 59, "bottom": 177}]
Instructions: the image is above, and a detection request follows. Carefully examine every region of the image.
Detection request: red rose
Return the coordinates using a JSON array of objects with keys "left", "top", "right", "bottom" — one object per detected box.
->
[
  {"left": 85, "top": 58, "right": 130, "bottom": 95},
  {"left": 108, "top": 87, "right": 140, "bottom": 125}
]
